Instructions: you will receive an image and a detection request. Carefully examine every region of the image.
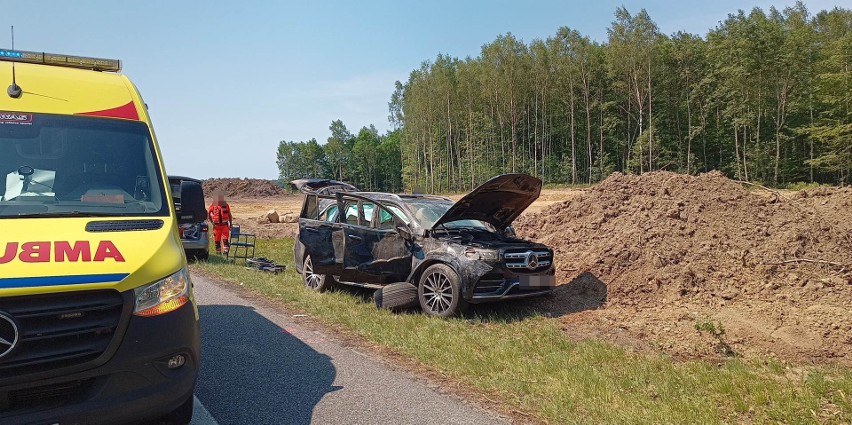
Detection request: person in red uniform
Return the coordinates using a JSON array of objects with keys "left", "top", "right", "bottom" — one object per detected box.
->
[{"left": 207, "top": 191, "right": 233, "bottom": 255}]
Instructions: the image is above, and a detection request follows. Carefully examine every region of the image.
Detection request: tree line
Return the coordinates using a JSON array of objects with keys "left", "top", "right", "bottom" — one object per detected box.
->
[
  {"left": 276, "top": 120, "right": 403, "bottom": 192},
  {"left": 279, "top": 3, "right": 851, "bottom": 193}
]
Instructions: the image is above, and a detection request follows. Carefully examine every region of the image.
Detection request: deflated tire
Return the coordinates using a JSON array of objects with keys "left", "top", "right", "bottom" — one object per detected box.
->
[{"left": 374, "top": 282, "right": 419, "bottom": 311}]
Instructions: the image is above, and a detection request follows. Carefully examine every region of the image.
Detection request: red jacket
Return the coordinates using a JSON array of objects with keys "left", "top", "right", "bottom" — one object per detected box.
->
[{"left": 208, "top": 202, "right": 232, "bottom": 226}]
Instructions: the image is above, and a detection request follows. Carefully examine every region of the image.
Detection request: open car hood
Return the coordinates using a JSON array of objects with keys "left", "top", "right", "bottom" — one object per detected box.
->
[
  {"left": 432, "top": 173, "right": 542, "bottom": 230},
  {"left": 289, "top": 179, "right": 358, "bottom": 195}
]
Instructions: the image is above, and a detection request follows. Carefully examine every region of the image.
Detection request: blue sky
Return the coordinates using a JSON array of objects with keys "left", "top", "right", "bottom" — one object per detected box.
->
[{"left": 2, "top": 0, "right": 841, "bottom": 179}]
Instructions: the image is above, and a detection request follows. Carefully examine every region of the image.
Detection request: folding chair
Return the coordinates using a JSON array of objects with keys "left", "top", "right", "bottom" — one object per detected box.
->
[{"left": 227, "top": 225, "right": 256, "bottom": 262}]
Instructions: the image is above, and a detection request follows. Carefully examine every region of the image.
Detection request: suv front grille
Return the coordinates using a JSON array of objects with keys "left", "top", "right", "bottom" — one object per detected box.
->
[
  {"left": 503, "top": 249, "right": 552, "bottom": 273},
  {"left": 0, "top": 290, "right": 124, "bottom": 378}
]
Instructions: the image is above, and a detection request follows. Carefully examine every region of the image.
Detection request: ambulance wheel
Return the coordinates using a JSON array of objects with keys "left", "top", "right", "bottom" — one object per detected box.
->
[{"left": 303, "top": 255, "right": 333, "bottom": 293}]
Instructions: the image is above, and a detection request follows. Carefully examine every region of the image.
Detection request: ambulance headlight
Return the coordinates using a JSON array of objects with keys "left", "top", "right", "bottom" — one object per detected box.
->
[{"left": 133, "top": 268, "right": 190, "bottom": 317}]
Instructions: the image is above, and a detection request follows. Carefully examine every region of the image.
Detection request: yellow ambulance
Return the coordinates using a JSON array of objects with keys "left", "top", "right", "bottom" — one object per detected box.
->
[{"left": 0, "top": 49, "right": 205, "bottom": 424}]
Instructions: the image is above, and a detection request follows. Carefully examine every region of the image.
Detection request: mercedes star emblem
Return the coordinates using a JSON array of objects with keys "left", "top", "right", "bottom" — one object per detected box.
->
[
  {"left": 526, "top": 252, "right": 539, "bottom": 270},
  {"left": 0, "top": 312, "right": 19, "bottom": 360}
]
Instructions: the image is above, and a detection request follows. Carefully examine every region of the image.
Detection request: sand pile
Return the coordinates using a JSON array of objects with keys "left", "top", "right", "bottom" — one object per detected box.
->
[{"left": 515, "top": 171, "right": 852, "bottom": 364}]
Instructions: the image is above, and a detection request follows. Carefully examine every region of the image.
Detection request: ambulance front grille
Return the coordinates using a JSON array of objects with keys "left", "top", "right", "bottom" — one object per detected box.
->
[
  {"left": 0, "top": 290, "right": 126, "bottom": 379},
  {"left": 8, "top": 378, "right": 95, "bottom": 411}
]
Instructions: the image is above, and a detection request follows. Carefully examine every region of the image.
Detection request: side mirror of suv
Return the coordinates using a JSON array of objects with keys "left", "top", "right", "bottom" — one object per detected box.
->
[
  {"left": 395, "top": 223, "right": 413, "bottom": 241},
  {"left": 178, "top": 181, "right": 207, "bottom": 224}
]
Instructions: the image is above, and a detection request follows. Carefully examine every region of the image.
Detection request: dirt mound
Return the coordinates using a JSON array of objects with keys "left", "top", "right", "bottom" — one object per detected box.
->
[
  {"left": 232, "top": 220, "right": 299, "bottom": 240},
  {"left": 203, "top": 178, "right": 287, "bottom": 198},
  {"left": 516, "top": 171, "right": 852, "bottom": 365},
  {"left": 207, "top": 196, "right": 303, "bottom": 241},
  {"left": 795, "top": 186, "right": 852, "bottom": 240}
]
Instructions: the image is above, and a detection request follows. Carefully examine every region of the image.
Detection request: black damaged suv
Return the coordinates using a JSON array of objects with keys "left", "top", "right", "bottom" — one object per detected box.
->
[{"left": 292, "top": 174, "right": 555, "bottom": 317}]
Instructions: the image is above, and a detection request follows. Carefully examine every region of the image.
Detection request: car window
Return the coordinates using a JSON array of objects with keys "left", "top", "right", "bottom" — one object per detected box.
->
[
  {"left": 319, "top": 204, "right": 338, "bottom": 222},
  {"left": 362, "top": 202, "right": 376, "bottom": 226},
  {"left": 377, "top": 208, "right": 395, "bottom": 230},
  {"left": 386, "top": 205, "right": 410, "bottom": 225},
  {"left": 344, "top": 202, "right": 359, "bottom": 225},
  {"left": 405, "top": 200, "right": 492, "bottom": 231}
]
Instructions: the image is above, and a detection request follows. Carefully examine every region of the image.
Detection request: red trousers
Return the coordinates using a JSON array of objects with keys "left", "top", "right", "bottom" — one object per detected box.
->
[{"left": 213, "top": 224, "right": 231, "bottom": 251}]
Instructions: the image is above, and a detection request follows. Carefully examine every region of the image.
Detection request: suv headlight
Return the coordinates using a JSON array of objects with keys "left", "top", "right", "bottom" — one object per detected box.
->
[
  {"left": 134, "top": 268, "right": 191, "bottom": 317},
  {"left": 464, "top": 248, "right": 499, "bottom": 261}
]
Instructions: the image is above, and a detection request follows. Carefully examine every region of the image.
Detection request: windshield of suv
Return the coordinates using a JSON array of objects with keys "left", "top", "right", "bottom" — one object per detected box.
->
[
  {"left": 0, "top": 113, "right": 167, "bottom": 218},
  {"left": 404, "top": 199, "right": 493, "bottom": 231}
]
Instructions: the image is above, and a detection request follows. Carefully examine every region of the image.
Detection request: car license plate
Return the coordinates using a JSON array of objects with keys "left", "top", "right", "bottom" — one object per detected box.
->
[{"left": 519, "top": 274, "right": 555, "bottom": 288}]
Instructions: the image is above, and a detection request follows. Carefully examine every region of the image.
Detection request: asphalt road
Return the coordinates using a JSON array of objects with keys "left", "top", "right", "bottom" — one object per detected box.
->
[{"left": 190, "top": 272, "right": 508, "bottom": 425}]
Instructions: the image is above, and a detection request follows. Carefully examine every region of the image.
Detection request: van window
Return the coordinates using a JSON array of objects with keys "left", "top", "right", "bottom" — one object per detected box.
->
[
  {"left": 169, "top": 180, "right": 181, "bottom": 198},
  {"left": 302, "top": 195, "right": 318, "bottom": 219},
  {"left": 0, "top": 113, "right": 167, "bottom": 218}
]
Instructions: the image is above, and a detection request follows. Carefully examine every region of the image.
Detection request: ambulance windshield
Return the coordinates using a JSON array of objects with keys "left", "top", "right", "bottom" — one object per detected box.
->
[{"left": 0, "top": 113, "right": 168, "bottom": 218}]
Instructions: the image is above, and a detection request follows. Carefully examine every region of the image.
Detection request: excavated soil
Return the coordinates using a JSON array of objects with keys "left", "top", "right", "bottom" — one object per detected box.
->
[
  {"left": 203, "top": 178, "right": 288, "bottom": 198},
  {"left": 202, "top": 178, "right": 297, "bottom": 238},
  {"left": 515, "top": 172, "right": 852, "bottom": 365},
  {"left": 205, "top": 196, "right": 302, "bottom": 240}
]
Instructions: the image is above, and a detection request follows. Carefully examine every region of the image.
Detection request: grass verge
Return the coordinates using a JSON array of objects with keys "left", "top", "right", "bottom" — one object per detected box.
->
[{"left": 193, "top": 238, "right": 852, "bottom": 424}]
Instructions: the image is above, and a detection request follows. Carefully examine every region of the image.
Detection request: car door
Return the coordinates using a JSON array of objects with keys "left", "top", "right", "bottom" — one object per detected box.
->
[
  {"left": 338, "top": 195, "right": 374, "bottom": 283},
  {"left": 339, "top": 195, "right": 411, "bottom": 284},
  {"left": 299, "top": 194, "right": 343, "bottom": 275},
  {"left": 368, "top": 204, "right": 412, "bottom": 282}
]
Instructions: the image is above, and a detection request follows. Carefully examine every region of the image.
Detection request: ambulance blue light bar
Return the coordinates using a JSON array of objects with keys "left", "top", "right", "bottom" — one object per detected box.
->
[{"left": 0, "top": 49, "right": 121, "bottom": 72}]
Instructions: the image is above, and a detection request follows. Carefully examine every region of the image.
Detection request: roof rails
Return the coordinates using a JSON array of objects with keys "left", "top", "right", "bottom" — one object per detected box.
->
[{"left": 0, "top": 49, "right": 121, "bottom": 72}]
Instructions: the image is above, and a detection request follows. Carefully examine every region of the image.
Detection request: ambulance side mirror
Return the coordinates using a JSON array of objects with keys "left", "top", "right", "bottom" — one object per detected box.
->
[{"left": 178, "top": 181, "right": 207, "bottom": 224}]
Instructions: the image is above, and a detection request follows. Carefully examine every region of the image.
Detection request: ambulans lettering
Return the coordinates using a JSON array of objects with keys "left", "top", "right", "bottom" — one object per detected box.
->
[
  {"left": 0, "top": 241, "right": 125, "bottom": 264},
  {"left": 55, "top": 241, "right": 92, "bottom": 262},
  {"left": 93, "top": 241, "right": 125, "bottom": 262},
  {"left": 0, "top": 243, "right": 16, "bottom": 264},
  {"left": 20, "top": 242, "right": 50, "bottom": 263}
]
